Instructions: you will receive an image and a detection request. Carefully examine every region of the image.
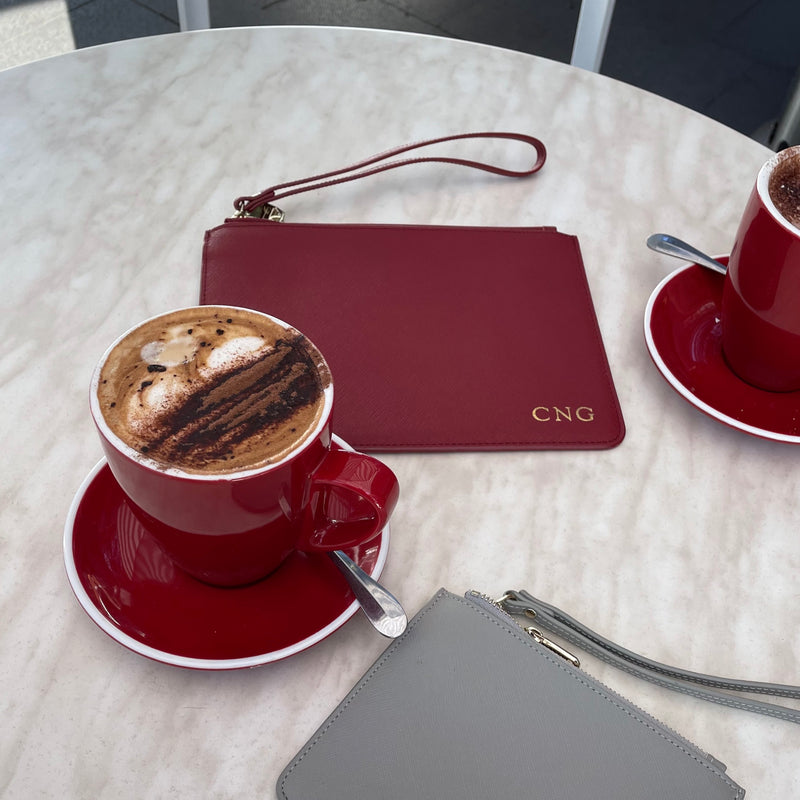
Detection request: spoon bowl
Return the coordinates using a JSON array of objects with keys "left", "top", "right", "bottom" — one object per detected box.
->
[{"left": 329, "top": 549, "right": 407, "bottom": 638}]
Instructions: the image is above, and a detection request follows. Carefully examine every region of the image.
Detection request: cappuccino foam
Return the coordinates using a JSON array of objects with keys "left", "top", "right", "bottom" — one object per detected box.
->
[
  {"left": 768, "top": 149, "right": 800, "bottom": 229},
  {"left": 96, "top": 307, "right": 330, "bottom": 474}
]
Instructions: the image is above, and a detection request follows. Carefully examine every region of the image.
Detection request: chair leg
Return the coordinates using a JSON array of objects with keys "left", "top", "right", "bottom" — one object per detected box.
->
[
  {"left": 570, "top": 0, "right": 616, "bottom": 72},
  {"left": 177, "top": 0, "right": 211, "bottom": 31}
]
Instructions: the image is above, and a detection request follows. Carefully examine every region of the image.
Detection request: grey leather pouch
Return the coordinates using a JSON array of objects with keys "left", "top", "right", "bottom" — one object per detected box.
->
[{"left": 278, "top": 589, "right": 745, "bottom": 799}]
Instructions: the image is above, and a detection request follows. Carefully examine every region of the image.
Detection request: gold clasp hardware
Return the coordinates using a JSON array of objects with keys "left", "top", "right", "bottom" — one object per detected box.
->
[
  {"left": 496, "top": 591, "right": 536, "bottom": 620},
  {"left": 496, "top": 591, "right": 580, "bottom": 667},
  {"left": 233, "top": 201, "right": 285, "bottom": 222},
  {"left": 524, "top": 626, "right": 581, "bottom": 668}
]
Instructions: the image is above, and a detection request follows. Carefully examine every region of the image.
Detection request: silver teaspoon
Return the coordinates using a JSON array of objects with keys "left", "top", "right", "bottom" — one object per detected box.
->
[
  {"left": 646, "top": 233, "right": 728, "bottom": 275},
  {"left": 329, "top": 549, "right": 408, "bottom": 638}
]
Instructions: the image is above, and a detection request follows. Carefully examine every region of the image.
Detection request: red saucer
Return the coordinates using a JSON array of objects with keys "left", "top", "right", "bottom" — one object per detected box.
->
[
  {"left": 64, "top": 450, "right": 389, "bottom": 669},
  {"left": 645, "top": 259, "right": 800, "bottom": 443}
]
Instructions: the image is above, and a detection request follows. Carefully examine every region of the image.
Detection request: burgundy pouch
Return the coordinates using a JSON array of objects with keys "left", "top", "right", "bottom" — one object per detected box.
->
[{"left": 200, "top": 133, "right": 624, "bottom": 452}]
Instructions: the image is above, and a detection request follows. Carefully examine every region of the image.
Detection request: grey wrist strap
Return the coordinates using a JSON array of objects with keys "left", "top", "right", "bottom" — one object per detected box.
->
[{"left": 502, "top": 589, "right": 800, "bottom": 725}]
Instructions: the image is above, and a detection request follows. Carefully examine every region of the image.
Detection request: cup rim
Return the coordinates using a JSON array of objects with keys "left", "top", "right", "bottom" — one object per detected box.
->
[
  {"left": 756, "top": 145, "right": 800, "bottom": 237},
  {"left": 89, "top": 305, "right": 334, "bottom": 481}
]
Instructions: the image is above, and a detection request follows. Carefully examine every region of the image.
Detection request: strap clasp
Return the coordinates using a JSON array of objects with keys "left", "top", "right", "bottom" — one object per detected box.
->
[{"left": 233, "top": 201, "right": 285, "bottom": 222}]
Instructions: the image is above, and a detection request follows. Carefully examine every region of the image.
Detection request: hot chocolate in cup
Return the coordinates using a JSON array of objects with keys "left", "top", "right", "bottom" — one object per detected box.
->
[
  {"left": 96, "top": 306, "right": 329, "bottom": 474},
  {"left": 768, "top": 148, "right": 800, "bottom": 229},
  {"left": 721, "top": 145, "right": 800, "bottom": 392},
  {"left": 90, "top": 306, "right": 399, "bottom": 587}
]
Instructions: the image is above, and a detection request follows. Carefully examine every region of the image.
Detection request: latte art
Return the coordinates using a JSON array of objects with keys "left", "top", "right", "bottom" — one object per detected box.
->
[{"left": 95, "top": 307, "right": 331, "bottom": 474}]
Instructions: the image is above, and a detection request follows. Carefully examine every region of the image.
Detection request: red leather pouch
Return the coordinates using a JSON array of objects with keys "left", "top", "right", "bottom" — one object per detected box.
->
[{"left": 200, "top": 133, "right": 624, "bottom": 452}]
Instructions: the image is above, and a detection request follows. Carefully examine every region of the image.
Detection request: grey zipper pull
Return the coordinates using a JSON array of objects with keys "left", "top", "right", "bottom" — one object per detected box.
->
[{"left": 524, "top": 626, "right": 581, "bottom": 668}]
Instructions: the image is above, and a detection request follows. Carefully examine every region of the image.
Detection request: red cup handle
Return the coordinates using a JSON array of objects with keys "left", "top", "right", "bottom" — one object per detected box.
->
[{"left": 298, "top": 450, "right": 399, "bottom": 551}]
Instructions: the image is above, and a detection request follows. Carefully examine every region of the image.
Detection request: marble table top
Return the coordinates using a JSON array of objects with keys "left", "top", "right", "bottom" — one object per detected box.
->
[{"left": 1, "top": 25, "right": 798, "bottom": 799}]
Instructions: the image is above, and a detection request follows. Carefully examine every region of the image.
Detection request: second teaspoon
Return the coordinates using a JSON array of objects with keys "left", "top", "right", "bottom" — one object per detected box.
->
[{"left": 646, "top": 233, "right": 728, "bottom": 276}]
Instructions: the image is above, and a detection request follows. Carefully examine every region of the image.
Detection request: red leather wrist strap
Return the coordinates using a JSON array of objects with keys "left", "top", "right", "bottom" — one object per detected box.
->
[{"left": 233, "top": 132, "right": 546, "bottom": 217}]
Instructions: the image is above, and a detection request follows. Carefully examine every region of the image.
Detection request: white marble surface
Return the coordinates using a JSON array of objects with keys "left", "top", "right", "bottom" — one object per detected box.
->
[{"left": 1, "top": 25, "right": 798, "bottom": 798}]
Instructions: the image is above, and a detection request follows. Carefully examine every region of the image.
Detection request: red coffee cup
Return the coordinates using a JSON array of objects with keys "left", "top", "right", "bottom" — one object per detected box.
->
[
  {"left": 89, "top": 306, "right": 399, "bottom": 587},
  {"left": 722, "top": 145, "right": 800, "bottom": 391}
]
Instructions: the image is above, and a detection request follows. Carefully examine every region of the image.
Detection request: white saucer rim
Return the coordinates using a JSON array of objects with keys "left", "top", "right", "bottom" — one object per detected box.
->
[
  {"left": 644, "top": 263, "right": 800, "bottom": 445},
  {"left": 63, "top": 442, "right": 391, "bottom": 670}
]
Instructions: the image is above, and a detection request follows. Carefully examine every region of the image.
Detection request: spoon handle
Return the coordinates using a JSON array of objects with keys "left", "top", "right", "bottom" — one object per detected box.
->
[
  {"left": 329, "top": 550, "right": 408, "bottom": 638},
  {"left": 646, "top": 233, "right": 728, "bottom": 275}
]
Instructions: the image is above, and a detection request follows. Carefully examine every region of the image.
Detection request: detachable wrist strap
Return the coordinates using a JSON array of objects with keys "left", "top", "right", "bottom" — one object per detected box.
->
[
  {"left": 502, "top": 589, "right": 800, "bottom": 724},
  {"left": 232, "top": 132, "right": 546, "bottom": 219}
]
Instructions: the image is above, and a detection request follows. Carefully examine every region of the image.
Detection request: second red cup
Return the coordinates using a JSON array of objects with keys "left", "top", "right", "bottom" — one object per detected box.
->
[{"left": 722, "top": 145, "right": 800, "bottom": 391}]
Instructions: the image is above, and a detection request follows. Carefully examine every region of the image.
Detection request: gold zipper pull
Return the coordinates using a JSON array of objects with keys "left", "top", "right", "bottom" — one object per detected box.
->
[
  {"left": 233, "top": 201, "right": 285, "bottom": 221},
  {"left": 525, "top": 626, "right": 581, "bottom": 668}
]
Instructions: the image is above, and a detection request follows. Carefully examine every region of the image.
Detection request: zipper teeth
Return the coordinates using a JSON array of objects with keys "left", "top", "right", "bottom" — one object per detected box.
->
[
  {"left": 467, "top": 591, "right": 522, "bottom": 626},
  {"left": 465, "top": 591, "right": 718, "bottom": 767}
]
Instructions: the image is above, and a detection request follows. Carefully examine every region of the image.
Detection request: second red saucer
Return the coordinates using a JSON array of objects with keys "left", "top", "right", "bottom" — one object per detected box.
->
[{"left": 645, "top": 259, "right": 800, "bottom": 443}]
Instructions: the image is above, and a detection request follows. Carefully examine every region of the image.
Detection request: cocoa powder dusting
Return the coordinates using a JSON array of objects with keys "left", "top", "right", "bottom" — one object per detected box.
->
[
  {"left": 141, "top": 336, "right": 324, "bottom": 471},
  {"left": 97, "top": 307, "right": 330, "bottom": 475}
]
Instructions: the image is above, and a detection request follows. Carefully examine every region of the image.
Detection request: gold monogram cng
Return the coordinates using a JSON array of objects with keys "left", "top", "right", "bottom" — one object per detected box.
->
[{"left": 531, "top": 406, "right": 594, "bottom": 423}]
